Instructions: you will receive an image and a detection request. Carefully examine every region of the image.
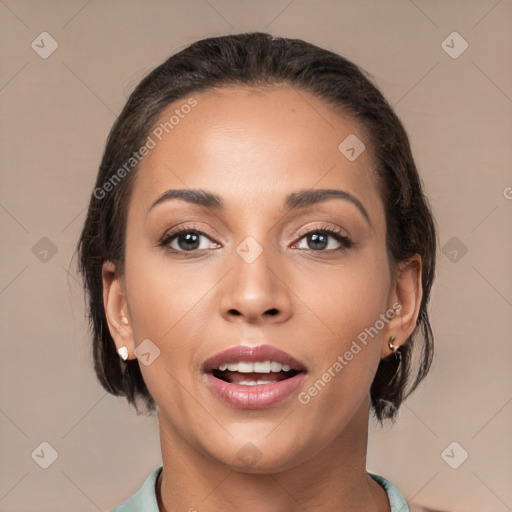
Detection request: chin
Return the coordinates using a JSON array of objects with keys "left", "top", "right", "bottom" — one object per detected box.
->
[{"left": 201, "top": 435, "right": 313, "bottom": 475}]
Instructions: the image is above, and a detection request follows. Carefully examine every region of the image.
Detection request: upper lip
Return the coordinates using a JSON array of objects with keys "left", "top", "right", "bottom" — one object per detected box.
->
[{"left": 203, "top": 344, "right": 307, "bottom": 372}]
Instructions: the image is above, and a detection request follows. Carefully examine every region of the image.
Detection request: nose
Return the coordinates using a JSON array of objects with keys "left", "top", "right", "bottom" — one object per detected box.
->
[{"left": 218, "top": 244, "right": 293, "bottom": 325}]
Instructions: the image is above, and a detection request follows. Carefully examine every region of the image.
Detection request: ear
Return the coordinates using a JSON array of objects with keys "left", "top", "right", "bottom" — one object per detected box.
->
[
  {"left": 102, "top": 261, "right": 135, "bottom": 360},
  {"left": 381, "top": 254, "right": 423, "bottom": 358}
]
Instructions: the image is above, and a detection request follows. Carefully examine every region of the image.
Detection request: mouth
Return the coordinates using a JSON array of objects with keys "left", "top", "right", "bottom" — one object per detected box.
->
[
  {"left": 213, "top": 360, "right": 301, "bottom": 385},
  {"left": 203, "top": 345, "right": 307, "bottom": 409}
]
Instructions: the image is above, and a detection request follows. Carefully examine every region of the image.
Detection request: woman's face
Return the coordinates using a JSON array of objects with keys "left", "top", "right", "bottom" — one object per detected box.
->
[{"left": 109, "top": 86, "right": 405, "bottom": 472}]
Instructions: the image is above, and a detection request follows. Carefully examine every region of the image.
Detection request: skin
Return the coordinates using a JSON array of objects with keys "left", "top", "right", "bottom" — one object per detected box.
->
[{"left": 103, "top": 86, "right": 422, "bottom": 512}]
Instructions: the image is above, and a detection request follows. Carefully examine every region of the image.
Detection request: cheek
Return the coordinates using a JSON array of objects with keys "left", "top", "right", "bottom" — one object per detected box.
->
[
  {"left": 295, "top": 251, "right": 390, "bottom": 408},
  {"left": 122, "top": 253, "right": 212, "bottom": 410},
  {"left": 297, "top": 248, "right": 390, "bottom": 338},
  {"left": 125, "top": 251, "right": 211, "bottom": 338},
  {"left": 123, "top": 248, "right": 222, "bottom": 394}
]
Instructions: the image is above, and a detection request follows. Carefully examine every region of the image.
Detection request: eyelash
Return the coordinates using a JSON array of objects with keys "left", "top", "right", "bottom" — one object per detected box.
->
[
  {"left": 294, "top": 225, "right": 353, "bottom": 251},
  {"left": 159, "top": 224, "right": 353, "bottom": 254},
  {"left": 159, "top": 224, "right": 219, "bottom": 254}
]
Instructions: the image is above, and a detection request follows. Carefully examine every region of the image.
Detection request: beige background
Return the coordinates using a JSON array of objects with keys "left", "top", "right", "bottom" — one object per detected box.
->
[{"left": 1, "top": 1, "right": 511, "bottom": 511}]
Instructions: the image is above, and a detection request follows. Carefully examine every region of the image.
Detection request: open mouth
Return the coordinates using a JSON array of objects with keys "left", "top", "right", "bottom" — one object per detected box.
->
[
  {"left": 203, "top": 345, "right": 307, "bottom": 409},
  {"left": 211, "top": 361, "right": 301, "bottom": 386}
]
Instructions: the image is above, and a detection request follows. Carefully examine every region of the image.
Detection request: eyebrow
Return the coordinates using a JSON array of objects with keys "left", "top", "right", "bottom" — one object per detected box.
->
[{"left": 149, "top": 188, "right": 371, "bottom": 226}]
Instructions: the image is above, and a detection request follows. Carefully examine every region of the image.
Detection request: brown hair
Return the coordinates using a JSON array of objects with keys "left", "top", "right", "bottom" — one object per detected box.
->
[{"left": 77, "top": 32, "right": 436, "bottom": 423}]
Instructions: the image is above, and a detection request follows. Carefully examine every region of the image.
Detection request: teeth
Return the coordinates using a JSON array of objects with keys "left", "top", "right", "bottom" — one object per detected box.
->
[
  {"left": 270, "top": 361, "right": 282, "bottom": 372},
  {"left": 218, "top": 361, "right": 293, "bottom": 373},
  {"left": 237, "top": 362, "right": 254, "bottom": 373},
  {"left": 253, "top": 361, "right": 271, "bottom": 373},
  {"left": 238, "top": 380, "right": 274, "bottom": 386}
]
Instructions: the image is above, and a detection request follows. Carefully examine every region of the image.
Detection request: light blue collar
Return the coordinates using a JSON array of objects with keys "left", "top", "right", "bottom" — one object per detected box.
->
[{"left": 110, "top": 466, "right": 409, "bottom": 511}]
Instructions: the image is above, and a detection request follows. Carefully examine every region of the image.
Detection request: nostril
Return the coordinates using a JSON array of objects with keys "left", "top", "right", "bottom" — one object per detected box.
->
[
  {"left": 265, "top": 308, "right": 279, "bottom": 316},
  {"left": 229, "top": 309, "right": 242, "bottom": 316}
]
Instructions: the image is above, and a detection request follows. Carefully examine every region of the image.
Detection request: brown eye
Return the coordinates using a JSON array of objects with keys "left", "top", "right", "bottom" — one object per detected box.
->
[{"left": 174, "top": 232, "right": 201, "bottom": 251}]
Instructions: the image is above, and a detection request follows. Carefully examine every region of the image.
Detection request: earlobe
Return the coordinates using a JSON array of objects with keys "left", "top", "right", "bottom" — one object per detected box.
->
[
  {"left": 382, "top": 255, "right": 423, "bottom": 357},
  {"left": 102, "top": 261, "right": 135, "bottom": 360}
]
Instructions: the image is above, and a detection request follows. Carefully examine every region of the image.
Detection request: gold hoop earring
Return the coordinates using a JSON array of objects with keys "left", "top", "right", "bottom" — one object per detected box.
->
[{"left": 386, "top": 336, "right": 402, "bottom": 389}]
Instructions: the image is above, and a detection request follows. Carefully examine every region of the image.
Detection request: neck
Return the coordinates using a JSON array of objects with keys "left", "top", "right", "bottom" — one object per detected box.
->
[{"left": 156, "top": 399, "right": 390, "bottom": 512}]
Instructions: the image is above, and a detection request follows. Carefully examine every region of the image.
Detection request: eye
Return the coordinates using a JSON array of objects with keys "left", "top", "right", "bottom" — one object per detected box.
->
[
  {"left": 294, "top": 226, "right": 353, "bottom": 252},
  {"left": 160, "top": 226, "right": 221, "bottom": 253}
]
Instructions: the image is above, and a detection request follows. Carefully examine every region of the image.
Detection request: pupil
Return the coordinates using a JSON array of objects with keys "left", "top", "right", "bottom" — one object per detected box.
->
[
  {"left": 309, "top": 233, "right": 327, "bottom": 250},
  {"left": 179, "top": 232, "right": 199, "bottom": 250}
]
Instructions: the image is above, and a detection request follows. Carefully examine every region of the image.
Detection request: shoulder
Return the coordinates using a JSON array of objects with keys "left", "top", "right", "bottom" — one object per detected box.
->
[
  {"left": 409, "top": 507, "right": 452, "bottom": 512},
  {"left": 369, "top": 473, "right": 453, "bottom": 512},
  {"left": 368, "top": 473, "right": 409, "bottom": 511},
  {"left": 108, "top": 466, "right": 163, "bottom": 512}
]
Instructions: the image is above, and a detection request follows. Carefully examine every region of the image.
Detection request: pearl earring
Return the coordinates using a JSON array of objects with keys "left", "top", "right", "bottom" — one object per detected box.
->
[{"left": 117, "top": 346, "right": 129, "bottom": 361}]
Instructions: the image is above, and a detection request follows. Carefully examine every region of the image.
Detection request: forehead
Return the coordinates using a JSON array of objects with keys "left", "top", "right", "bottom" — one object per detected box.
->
[{"left": 129, "top": 86, "right": 382, "bottom": 220}]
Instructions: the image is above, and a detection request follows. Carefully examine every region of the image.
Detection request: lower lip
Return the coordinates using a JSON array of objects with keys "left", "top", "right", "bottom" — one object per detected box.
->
[{"left": 205, "top": 373, "right": 306, "bottom": 409}]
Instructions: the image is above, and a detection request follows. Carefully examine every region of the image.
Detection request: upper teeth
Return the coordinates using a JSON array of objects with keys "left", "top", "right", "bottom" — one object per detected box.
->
[{"left": 218, "top": 361, "right": 292, "bottom": 373}]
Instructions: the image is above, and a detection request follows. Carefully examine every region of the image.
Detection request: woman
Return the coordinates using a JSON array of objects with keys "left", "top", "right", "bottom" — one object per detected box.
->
[{"left": 78, "top": 32, "right": 437, "bottom": 512}]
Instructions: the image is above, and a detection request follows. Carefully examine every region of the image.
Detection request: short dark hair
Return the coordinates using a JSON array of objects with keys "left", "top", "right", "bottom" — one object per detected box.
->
[{"left": 77, "top": 32, "right": 436, "bottom": 423}]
